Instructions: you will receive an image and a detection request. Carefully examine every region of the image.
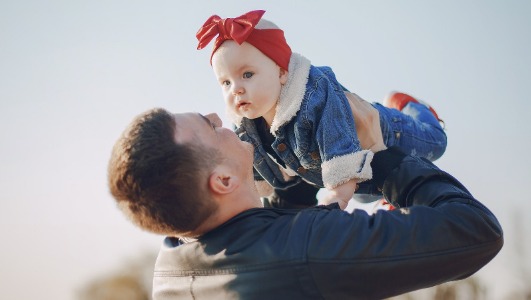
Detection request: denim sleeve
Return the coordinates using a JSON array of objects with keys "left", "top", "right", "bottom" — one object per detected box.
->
[
  {"left": 306, "top": 73, "right": 373, "bottom": 189},
  {"left": 253, "top": 167, "right": 265, "bottom": 181}
]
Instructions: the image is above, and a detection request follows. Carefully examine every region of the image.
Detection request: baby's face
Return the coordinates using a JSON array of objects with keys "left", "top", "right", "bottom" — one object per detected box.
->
[{"left": 212, "top": 41, "right": 287, "bottom": 125}]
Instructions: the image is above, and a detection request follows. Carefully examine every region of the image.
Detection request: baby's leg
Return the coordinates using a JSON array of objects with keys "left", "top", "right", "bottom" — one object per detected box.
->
[{"left": 375, "top": 92, "right": 447, "bottom": 161}]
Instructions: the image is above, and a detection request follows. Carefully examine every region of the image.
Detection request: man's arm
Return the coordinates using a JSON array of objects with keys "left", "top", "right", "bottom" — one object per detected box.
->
[{"left": 306, "top": 146, "right": 503, "bottom": 299}]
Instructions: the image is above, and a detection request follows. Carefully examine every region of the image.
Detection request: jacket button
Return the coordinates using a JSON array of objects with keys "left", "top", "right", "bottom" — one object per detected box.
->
[
  {"left": 310, "top": 152, "right": 320, "bottom": 160},
  {"left": 297, "top": 166, "right": 307, "bottom": 174},
  {"left": 277, "top": 143, "right": 287, "bottom": 152}
]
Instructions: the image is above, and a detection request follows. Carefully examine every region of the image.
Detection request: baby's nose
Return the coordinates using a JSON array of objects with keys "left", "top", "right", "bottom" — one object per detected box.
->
[{"left": 231, "top": 83, "right": 244, "bottom": 95}]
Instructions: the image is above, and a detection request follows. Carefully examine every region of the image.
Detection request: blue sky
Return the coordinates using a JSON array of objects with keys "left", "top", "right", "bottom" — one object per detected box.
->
[{"left": 1, "top": 1, "right": 530, "bottom": 299}]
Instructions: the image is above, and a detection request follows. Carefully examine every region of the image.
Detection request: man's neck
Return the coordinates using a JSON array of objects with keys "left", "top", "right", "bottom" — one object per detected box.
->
[{"left": 189, "top": 190, "right": 262, "bottom": 237}]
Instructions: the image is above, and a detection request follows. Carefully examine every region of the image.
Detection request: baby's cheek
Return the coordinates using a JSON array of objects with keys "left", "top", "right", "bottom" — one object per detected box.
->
[
  {"left": 223, "top": 98, "right": 234, "bottom": 109},
  {"left": 229, "top": 106, "right": 241, "bottom": 115},
  {"left": 225, "top": 105, "right": 242, "bottom": 120}
]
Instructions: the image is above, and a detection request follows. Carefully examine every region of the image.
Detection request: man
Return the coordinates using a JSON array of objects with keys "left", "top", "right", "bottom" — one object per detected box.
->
[{"left": 108, "top": 96, "right": 503, "bottom": 299}]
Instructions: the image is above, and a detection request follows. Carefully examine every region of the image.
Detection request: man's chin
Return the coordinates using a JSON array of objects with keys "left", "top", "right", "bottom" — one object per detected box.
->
[{"left": 244, "top": 142, "right": 254, "bottom": 153}]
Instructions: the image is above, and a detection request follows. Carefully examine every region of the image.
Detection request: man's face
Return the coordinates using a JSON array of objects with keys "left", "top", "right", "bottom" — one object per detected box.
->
[
  {"left": 173, "top": 112, "right": 254, "bottom": 171},
  {"left": 211, "top": 41, "right": 287, "bottom": 125}
]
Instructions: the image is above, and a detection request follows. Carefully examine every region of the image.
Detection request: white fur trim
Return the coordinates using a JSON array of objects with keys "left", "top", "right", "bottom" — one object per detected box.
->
[
  {"left": 270, "top": 53, "right": 311, "bottom": 134},
  {"left": 321, "top": 150, "right": 374, "bottom": 189}
]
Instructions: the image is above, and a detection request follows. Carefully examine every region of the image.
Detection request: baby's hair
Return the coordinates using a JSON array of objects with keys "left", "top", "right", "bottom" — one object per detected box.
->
[{"left": 255, "top": 18, "right": 280, "bottom": 30}]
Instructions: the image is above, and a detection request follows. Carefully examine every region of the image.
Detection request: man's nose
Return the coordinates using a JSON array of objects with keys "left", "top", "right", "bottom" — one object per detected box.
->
[{"left": 205, "top": 113, "right": 222, "bottom": 127}]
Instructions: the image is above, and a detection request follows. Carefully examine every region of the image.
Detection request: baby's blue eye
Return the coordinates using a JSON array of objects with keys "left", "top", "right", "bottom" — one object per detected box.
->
[
  {"left": 222, "top": 80, "right": 230, "bottom": 86},
  {"left": 243, "top": 72, "right": 253, "bottom": 79}
]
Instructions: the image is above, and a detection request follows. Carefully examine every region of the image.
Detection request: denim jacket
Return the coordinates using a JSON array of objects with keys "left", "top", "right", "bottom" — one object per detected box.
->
[{"left": 233, "top": 53, "right": 373, "bottom": 190}]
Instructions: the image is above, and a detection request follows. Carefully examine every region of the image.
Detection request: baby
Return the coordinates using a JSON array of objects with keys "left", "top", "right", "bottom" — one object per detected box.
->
[{"left": 196, "top": 10, "right": 447, "bottom": 209}]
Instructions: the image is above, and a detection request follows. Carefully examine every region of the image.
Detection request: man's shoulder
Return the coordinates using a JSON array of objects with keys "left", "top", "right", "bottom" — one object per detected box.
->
[
  {"left": 221, "top": 207, "right": 326, "bottom": 235},
  {"left": 155, "top": 207, "right": 328, "bottom": 262}
]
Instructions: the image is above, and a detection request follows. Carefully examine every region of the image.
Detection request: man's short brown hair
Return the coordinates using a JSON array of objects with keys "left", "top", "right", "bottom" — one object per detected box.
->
[{"left": 108, "top": 108, "right": 221, "bottom": 236}]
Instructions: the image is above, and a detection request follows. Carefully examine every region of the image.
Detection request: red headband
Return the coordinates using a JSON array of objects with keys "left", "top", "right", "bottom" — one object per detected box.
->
[{"left": 196, "top": 10, "right": 292, "bottom": 70}]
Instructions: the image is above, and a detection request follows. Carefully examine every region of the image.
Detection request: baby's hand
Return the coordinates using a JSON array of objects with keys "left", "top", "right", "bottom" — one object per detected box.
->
[
  {"left": 320, "top": 179, "right": 358, "bottom": 210},
  {"left": 321, "top": 194, "right": 351, "bottom": 210}
]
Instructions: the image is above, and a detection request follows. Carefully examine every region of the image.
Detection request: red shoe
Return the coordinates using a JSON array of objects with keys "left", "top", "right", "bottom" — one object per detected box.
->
[
  {"left": 370, "top": 198, "right": 396, "bottom": 213},
  {"left": 384, "top": 91, "right": 443, "bottom": 124}
]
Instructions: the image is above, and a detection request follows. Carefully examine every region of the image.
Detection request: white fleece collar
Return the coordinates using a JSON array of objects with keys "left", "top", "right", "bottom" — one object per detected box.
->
[
  {"left": 269, "top": 53, "right": 311, "bottom": 135},
  {"left": 230, "top": 53, "right": 311, "bottom": 135}
]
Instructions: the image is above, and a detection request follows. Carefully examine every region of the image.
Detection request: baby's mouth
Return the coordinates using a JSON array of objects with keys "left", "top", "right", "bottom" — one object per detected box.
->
[{"left": 237, "top": 101, "right": 250, "bottom": 110}]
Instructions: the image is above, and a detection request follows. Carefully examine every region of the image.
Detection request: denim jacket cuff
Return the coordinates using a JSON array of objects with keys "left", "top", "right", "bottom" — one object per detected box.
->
[{"left": 321, "top": 150, "right": 374, "bottom": 189}]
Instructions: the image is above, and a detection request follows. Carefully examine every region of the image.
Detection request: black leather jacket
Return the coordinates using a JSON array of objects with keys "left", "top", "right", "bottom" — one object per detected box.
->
[{"left": 153, "top": 148, "right": 503, "bottom": 300}]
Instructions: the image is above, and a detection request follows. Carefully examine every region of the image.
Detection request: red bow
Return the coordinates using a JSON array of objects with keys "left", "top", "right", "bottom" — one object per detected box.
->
[{"left": 196, "top": 10, "right": 266, "bottom": 50}]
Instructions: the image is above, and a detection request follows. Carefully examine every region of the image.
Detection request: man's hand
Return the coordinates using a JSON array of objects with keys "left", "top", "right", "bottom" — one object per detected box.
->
[{"left": 345, "top": 92, "right": 386, "bottom": 153}]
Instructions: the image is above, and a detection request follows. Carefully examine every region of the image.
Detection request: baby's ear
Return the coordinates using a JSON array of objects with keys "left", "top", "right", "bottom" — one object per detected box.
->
[{"left": 279, "top": 68, "right": 288, "bottom": 84}]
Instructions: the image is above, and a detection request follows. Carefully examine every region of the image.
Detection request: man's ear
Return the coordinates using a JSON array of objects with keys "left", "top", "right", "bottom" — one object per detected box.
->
[
  {"left": 208, "top": 167, "right": 239, "bottom": 195},
  {"left": 279, "top": 68, "right": 288, "bottom": 85}
]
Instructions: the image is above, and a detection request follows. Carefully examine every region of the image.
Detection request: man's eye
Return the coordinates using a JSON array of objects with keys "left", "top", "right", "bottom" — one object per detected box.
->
[{"left": 243, "top": 72, "right": 253, "bottom": 79}]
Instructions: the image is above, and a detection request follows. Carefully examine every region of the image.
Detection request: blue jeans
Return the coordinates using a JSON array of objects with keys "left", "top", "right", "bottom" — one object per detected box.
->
[
  {"left": 356, "top": 102, "right": 447, "bottom": 195},
  {"left": 376, "top": 102, "right": 447, "bottom": 160}
]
